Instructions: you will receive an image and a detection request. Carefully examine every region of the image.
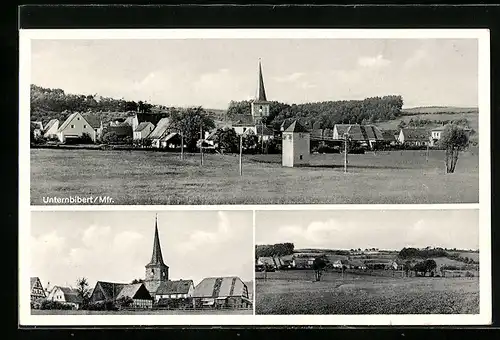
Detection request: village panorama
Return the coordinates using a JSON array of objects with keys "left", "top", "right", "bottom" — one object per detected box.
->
[
  {"left": 30, "top": 211, "right": 254, "bottom": 315},
  {"left": 30, "top": 44, "right": 479, "bottom": 205},
  {"left": 254, "top": 209, "right": 480, "bottom": 315}
]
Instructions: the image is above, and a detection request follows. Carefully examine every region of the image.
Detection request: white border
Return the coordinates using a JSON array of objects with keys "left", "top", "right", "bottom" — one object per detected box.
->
[{"left": 19, "top": 28, "right": 491, "bottom": 326}]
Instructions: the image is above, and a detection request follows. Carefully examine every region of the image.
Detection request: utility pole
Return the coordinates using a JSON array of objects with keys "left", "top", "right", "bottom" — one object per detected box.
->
[
  {"left": 180, "top": 132, "right": 184, "bottom": 160},
  {"left": 426, "top": 143, "right": 429, "bottom": 162},
  {"left": 239, "top": 133, "right": 243, "bottom": 176},
  {"left": 200, "top": 125, "right": 203, "bottom": 166},
  {"left": 343, "top": 133, "right": 349, "bottom": 173}
]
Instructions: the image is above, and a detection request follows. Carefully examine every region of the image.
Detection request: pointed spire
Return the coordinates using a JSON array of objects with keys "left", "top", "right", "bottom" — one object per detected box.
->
[
  {"left": 256, "top": 59, "right": 267, "bottom": 101},
  {"left": 148, "top": 214, "right": 165, "bottom": 266}
]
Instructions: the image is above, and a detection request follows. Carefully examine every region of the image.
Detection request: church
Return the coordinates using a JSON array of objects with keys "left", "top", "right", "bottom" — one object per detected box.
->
[{"left": 231, "top": 60, "right": 274, "bottom": 141}]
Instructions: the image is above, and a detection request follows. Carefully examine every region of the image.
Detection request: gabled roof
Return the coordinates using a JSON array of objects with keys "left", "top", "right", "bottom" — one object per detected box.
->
[
  {"left": 431, "top": 126, "right": 446, "bottom": 132},
  {"left": 116, "top": 283, "right": 152, "bottom": 300},
  {"left": 82, "top": 113, "right": 101, "bottom": 129},
  {"left": 54, "top": 286, "right": 83, "bottom": 304},
  {"left": 284, "top": 120, "right": 309, "bottom": 133},
  {"left": 335, "top": 124, "right": 384, "bottom": 141},
  {"left": 44, "top": 119, "right": 59, "bottom": 132},
  {"left": 255, "top": 125, "right": 274, "bottom": 136},
  {"left": 30, "top": 277, "right": 41, "bottom": 289},
  {"left": 193, "top": 276, "right": 247, "bottom": 298},
  {"left": 57, "top": 113, "right": 79, "bottom": 132},
  {"left": 160, "top": 132, "right": 181, "bottom": 142},
  {"left": 381, "top": 129, "right": 399, "bottom": 141},
  {"left": 156, "top": 280, "right": 194, "bottom": 295},
  {"left": 93, "top": 281, "right": 127, "bottom": 300},
  {"left": 400, "top": 128, "right": 430, "bottom": 141},
  {"left": 135, "top": 121, "right": 154, "bottom": 132},
  {"left": 148, "top": 117, "right": 172, "bottom": 139},
  {"left": 31, "top": 121, "right": 44, "bottom": 130}
]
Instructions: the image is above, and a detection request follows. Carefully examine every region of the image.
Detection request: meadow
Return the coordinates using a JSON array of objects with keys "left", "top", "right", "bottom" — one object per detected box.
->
[
  {"left": 255, "top": 270, "right": 479, "bottom": 315},
  {"left": 32, "top": 308, "right": 253, "bottom": 315},
  {"left": 30, "top": 148, "right": 479, "bottom": 205}
]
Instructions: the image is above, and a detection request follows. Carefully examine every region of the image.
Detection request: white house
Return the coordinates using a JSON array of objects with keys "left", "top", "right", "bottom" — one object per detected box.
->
[
  {"left": 56, "top": 112, "right": 102, "bottom": 143},
  {"left": 148, "top": 117, "right": 172, "bottom": 148},
  {"left": 46, "top": 286, "right": 83, "bottom": 309},
  {"left": 282, "top": 120, "right": 310, "bottom": 167},
  {"left": 155, "top": 280, "right": 194, "bottom": 301},
  {"left": 43, "top": 119, "right": 59, "bottom": 139},
  {"left": 133, "top": 122, "right": 155, "bottom": 140},
  {"left": 397, "top": 128, "right": 431, "bottom": 146}
]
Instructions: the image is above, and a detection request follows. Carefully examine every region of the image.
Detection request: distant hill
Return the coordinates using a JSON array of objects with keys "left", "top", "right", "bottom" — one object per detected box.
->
[{"left": 401, "top": 106, "right": 478, "bottom": 115}]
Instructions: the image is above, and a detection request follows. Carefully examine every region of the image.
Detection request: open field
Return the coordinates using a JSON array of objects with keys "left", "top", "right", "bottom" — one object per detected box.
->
[
  {"left": 32, "top": 308, "right": 253, "bottom": 315},
  {"left": 401, "top": 106, "right": 478, "bottom": 115},
  {"left": 376, "top": 112, "right": 479, "bottom": 132},
  {"left": 31, "top": 148, "right": 478, "bottom": 205},
  {"left": 255, "top": 270, "right": 479, "bottom": 315}
]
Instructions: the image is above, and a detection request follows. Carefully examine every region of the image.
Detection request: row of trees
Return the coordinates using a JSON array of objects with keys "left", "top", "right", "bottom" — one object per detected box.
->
[
  {"left": 255, "top": 243, "right": 295, "bottom": 258},
  {"left": 398, "top": 247, "right": 448, "bottom": 259},
  {"left": 227, "top": 95, "right": 404, "bottom": 130},
  {"left": 397, "top": 117, "right": 472, "bottom": 129}
]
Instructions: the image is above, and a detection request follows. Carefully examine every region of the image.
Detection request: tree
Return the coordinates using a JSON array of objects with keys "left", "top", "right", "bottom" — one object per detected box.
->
[
  {"left": 439, "top": 124, "right": 470, "bottom": 173},
  {"left": 170, "top": 107, "right": 215, "bottom": 152},
  {"left": 101, "top": 131, "right": 120, "bottom": 144},
  {"left": 214, "top": 128, "right": 239, "bottom": 153},
  {"left": 76, "top": 277, "right": 91, "bottom": 309},
  {"left": 242, "top": 131, "right": 259, "bottom": 153},
  {"left": 131, "top": 279, "right": 144, "bottom": 284},
  {"left": 312, "top": 257, "right": 327, "bottom": 281}
]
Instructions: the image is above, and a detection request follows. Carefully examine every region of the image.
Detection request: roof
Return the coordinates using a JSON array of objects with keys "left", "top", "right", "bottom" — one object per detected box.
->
[
  {"left": 115, "top": 283, "right": 151, "bottom": 300},
  {"left": 231, "top": 114, "right": 255, "bottom": 126},
  {"left": 193, "top": 277, "right": 247, "bottom": 298},
  {"left": 256, "top": 61, "right": 267, "bottom": 101},
  {"left": 335, "top": 124, "right": 385, "bottom": 141},
  {"left": 156, "top": 280, "right": 194, "bottom": 295},
  {"left": 160, "top": 132, "right": 181, "bottom": 142},
  {"left": 135, "top": 121, "right": 154, "bottom": 132},
  {"left": 93, "top": 281, "right": 127, "bottom": 300},
  {"left": 400, "top": 128, "right": 430, "bottom": 141},
  {"left": 284, "top": 120, "right": 309, "bottom": 133},
  {"left": 57, "top": 113, "right": 78, "bottom": 132},
  {"left": 31, "top": 121, "right": 43, "bottom": 130},
  {"left": 82, "top": 113, "right": 101, "bottom": 129},
  {"left": 124, "top": 116, "right": 137, "bottom": 126},
  {"left": 146, "top": 217, "right": 167, "bottom": 267},
  {"left": 56, "top": 286, "right": 83, "bottom": 304},
  {"left": 148, "top": 117, "right": 172, "bottom": 139},
  {"left": 381, "top": 129, "right": 399, "bottom": 141},
  {"left": 44, "top": 119, "right": 59, "bottom": 131},
  {"left": 30, "top": 277, "right": 40, "bottom": 289},
  {"left": 104, "top": 125, "right": 133, "bottom": 136},
  {"left": 431, "top": 126, "right": 447, "bottom": 131},
  {"left": 255, "top": 125, "right": 274, "bottom": 136}
]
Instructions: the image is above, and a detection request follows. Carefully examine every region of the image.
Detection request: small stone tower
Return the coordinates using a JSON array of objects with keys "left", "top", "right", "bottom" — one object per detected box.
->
[
  {"left": 282, "top": 120, "right": 310, "bottom": 167},
  {"left": 251, "top": 60, "right": 270, "bottom": 124},
  {"left": 144, "top": 215, "right": 169, "bottom": 296}
]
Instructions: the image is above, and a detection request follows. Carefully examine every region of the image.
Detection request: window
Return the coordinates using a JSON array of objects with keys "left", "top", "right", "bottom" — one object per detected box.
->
[
  {"left": 70, "top": 125, "right": 75, "bottom": 128},
  {"left": 83, "top": 125, "right": 87, "bottom": 128},
  {"left": 151, "top": 269, "right": 154, "bottom": 275},
  {"left": 77, "top": 117, "right": 80, "bottom": 120},
  {"left": 299, "top": 155, "right": 303, "bottom": 160}
]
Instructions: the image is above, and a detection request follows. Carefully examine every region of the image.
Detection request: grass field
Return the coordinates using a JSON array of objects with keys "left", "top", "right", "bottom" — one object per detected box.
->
[
  {"left": 255, "top": 270, "right": 479, "bottom": 315},
  {"left": 30, "top": 148, "right": 478, "bottom": 205},
  {"left": 32, "top": 309, "right": 253, "bottom": 315}
]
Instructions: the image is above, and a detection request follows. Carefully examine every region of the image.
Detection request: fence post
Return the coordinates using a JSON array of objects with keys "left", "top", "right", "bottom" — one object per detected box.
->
[{"left": 239, "top": 134, "right": 243, "bottom": 176}]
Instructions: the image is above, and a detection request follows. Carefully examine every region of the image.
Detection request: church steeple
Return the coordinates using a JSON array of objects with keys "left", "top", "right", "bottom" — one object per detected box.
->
[
  {"left": 147, "top": 214, "right": 165, "bottom": 266},
  {"left": 256, "top": 59, "right": 267, "bottom": 101}
]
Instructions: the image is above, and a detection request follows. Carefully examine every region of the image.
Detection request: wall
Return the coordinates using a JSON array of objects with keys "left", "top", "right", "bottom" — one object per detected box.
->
[
  {"left": 293, "top": 132, "right": 310, "bottom": 166},
  {"left": 282, "top": 132, "right": 295, "bottom": 167}
]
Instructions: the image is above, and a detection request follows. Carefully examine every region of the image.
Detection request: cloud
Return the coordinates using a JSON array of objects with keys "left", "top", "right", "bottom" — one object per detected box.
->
[
  {"left": 176, "top": 211, "right": 232, "bottom": 253},
  {"left": 272, "top": 72, "right": 306, "bottom": 82},
  {"left": 404, "top": 48, "right": 430, "bottom": 68},
  {"left": 358, "top": 54, "right": 391, "bottom": 68}
]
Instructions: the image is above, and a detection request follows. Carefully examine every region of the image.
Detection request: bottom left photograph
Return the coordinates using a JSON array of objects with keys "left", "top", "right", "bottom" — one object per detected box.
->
[{"left": 28, "top": 210, "right": 254, "bottom": 315}]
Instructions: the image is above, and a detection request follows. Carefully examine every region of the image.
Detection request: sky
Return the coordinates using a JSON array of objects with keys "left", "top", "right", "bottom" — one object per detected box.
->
[
  {"left": 31, "top": 38, "right": 478, "bottom": 109},
  {"left": 30, "top": 210, "right": 253, "bottom": 290},
  {"left": 255, "top": 209, "right": 479, "bottom": 251}
]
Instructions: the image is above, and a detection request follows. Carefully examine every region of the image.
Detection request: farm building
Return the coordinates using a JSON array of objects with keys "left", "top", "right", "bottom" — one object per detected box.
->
[
  {"left": 155, "top": 279, "right": 194, "bottom": 301},
  {"left": 30, "top": 277, "right": 46, "bottom": 303},
  {"left": 56, "top": 112, "right": 102, "bottom": 143},
  {"left": 148, "top": 117, "right": 173, "bottom": 148},
  {"left": 332, "top": 259, "right": 350, "bottom": 269},
  {"left": 348, "top": 260, "right": 367, "bottom": 270},
  {"left": 43, "top": 119, "right": 59, "bottom": 139},
  {"left": 428, "top": 125, "right": 473, "bottom": 147},
  {"left": 397, "top": 128, "right": 431, "bottom": 146},
  {"left": 192, "top": 276, "right": 252, "bottom": 309},
  {"left": 294, "top": 256, "right": 316, "bottom": 269},
  {"left": 46, "top": 286, "right": 83, "bottom": 309},
  {"left": 381, "top": 129, "right": 399, "bottom": 146},
  {"left": 144, "top": 216, "right": 169, "bottom": 297},
  {"left": 133, "top": 121, "right": 155, "bottom": 140},
  {"left": 257, "top": 256, "right": 286, "bottom": 269},
  {"left": 90, "top": 281, "right": 153, "bottom": 308},
  {"left": 333, "top": 124, "right": 385, "bottom": 148},
  {"left": 159, "top": 132, "right": 182, "bottom": 149},
  {"left": 282, "top": 120, "right": 310, "bottom": 167}
]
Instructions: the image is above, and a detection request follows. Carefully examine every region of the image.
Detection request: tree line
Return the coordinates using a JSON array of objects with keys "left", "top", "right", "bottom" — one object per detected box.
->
[
  {"left": 227, "top": 95, "right": 404, "bottom": 130},
  {"left": 255, "top": 243, "right": 295, "bottom": 258}
]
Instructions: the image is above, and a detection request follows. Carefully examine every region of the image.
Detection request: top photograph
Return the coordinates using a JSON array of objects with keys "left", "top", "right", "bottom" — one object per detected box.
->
[{"left": 24, "top": 30, "right": 486, "bottom": 205}]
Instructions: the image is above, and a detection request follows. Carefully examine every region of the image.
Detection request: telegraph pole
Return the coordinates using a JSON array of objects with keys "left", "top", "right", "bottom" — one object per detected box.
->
[
  {"left": 239, "top": 133, "right": 243, "bottom": 176},
  {"left": 426, "top": 143, "right": 429, "bottom": 162},
  {"left": 200, "top": 125, "right": 203, "bottom": 166},
  {"left": 343, "top": 133, "right": 349, "bottom": 173},
  {"left": 180, "top": 132, "right": 184, "bottom": 160}
]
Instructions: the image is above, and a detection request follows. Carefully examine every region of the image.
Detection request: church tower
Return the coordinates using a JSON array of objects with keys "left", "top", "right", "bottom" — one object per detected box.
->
[
  {"left": 251, "top": 60, "right": 270, "bottom": 124},
  {"left": 144, "top": 215, "right": 169, "bottom": 296}
]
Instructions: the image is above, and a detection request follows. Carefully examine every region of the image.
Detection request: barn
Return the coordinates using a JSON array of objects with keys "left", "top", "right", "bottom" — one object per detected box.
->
[
  {"left": 192, "top": 276, "right": 252, "bottom": 309},
  {"left": 90, "top": 281, "right": 153, "bottom": 308},
  {"left": 155, "top": 279, "right": 194, "bottom": 301}
]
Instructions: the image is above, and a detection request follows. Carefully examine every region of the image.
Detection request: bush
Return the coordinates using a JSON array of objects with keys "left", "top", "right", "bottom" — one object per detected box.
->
[
  {"left": 40, "top": 300, "right": 74, "bottom": 310},
  {"left": 87, "top": 300, "right": 118, "bottom": 311}
]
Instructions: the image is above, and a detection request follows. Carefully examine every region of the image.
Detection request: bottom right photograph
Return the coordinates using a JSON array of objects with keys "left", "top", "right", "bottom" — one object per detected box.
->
[{"left": 254, "top": 209, "right": 480, "bottom": 315}]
